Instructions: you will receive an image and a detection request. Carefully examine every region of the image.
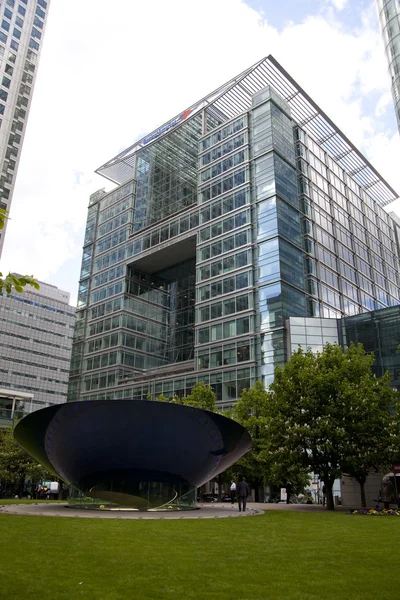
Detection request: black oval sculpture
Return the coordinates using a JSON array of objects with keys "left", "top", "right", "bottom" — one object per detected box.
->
[{"left": 14, "top": 400, "right": 251, "bottom": 510}]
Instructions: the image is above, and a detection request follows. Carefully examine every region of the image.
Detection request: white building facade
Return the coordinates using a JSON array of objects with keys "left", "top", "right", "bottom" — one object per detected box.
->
[
  {"left": 0, "top": 0, "right": 51, "bottom": 256},
  {"left": 0, "top": 279, "right": 75, "bottom": 420}
]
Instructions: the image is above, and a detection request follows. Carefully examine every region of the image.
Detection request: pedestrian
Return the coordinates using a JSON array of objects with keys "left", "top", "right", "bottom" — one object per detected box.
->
[
  {"left": 230, "top": 480, "right": 236, "bottom": 504},
  {"left": 285, "top": 481, "right": 292, "bottom": 504},
  {"left": 237, "top": 477, "right": 249, "bottom": 512}
]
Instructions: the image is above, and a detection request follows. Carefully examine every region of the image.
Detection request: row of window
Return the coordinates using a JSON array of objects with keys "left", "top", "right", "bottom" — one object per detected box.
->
[
  {"left": 198, "top": 316, "right": 252, "bottom": 345},
  {"left": 0, "top": 342, "right": 71, "bottom": 362},
  {"left": 198, "top": 226, "right": 249, "bottom": 263},
  {"left": 198, "top": 247, "right": 250, "bottom": 283},
  {"left": 0, "top": 316, "right": 74, "bottom": 339},
  {"left": 200, "top": 116, "right": 246, "bottom": 152},
  {"left": 97, "top": 209, "right": 130, "bottom": 239},
  {"left": 0, "top": 354, "right": 68, "bottom": 373},
  {"left": 80, "top": 365, "right": 255, "bottom": 402},
  {"left": 197, "top": 270, "right": 251, "bottom": 302},
  {"left": 99, "top": 180, "right": 135, "bottom": 213},
  {"left": 197, "top": 293, "right": 251, "bottom": 323},
  {"left": 198, "top": 209, "right": 249, "bottom": 248},
  {"left": 4, "top": 294, "right": 76, "bottom": 318},
  {"left": 200, "top": 149, "right": 247, "bottom": 183},
  {"left": 197, "top": 341, "right": 253, "bottom": 370},
  {"left": 199, "top": 166, "right": 248, "bottom": 204},
  {"left": 200, "top": 132, "right": 246, "bottom": 167}
]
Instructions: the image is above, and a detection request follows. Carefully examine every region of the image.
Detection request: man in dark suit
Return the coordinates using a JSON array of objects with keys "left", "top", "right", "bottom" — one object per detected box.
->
[{"left": 237, "top": 477, "right": 250, "bottom": 512}]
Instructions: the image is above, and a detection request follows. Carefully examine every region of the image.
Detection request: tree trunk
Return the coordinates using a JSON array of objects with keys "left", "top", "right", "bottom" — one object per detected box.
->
[
  {"left": 217, "top": 475, "right": 223, "bottom": 501},
  {"left": 325, "top": 484, "right": 335, "bottom": 511},
  {"left": 254, "top": 480, "right": 262, "bottom": 503},
  {"left": 356, "top": 476, "right": 367, "bottom": 508}
]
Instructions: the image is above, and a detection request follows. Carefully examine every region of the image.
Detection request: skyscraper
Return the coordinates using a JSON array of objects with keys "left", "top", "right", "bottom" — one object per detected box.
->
[
  {"left": 0, "top": 0, "right": 50, "bottom": 256},
  {"left": 0, "top": 278, "right": 75, "bottom": 424},
  {"left": 68, "top": 56, "right": 399, "bottom": 408},
  {"left": 377, "top": 0, "right": 400, "bottom": 133}
]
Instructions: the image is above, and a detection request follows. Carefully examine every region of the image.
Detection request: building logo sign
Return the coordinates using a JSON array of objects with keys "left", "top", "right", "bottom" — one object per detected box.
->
[{"left": 143, "top": 109, "right": 192, "bottom": 145}]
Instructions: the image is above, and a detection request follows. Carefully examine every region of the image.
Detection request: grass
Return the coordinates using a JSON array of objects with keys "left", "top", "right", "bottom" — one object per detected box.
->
[{"left": 0, "top": 509, "right": 399, "bottom": 600}]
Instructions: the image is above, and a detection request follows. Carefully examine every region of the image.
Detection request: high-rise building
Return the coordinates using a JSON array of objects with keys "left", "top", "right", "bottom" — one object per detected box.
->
[
  {"left": 377, "top": 0, "right": 400, "bottom": 132},
  {"left": 0, "top": 278, "right": 75, "bottom": 423},
  {"left": 0, "top": 0, "right": 51, "bottom": 256},
  {"left": 68, "top": 56, "right": 399, "bottom": 409}
]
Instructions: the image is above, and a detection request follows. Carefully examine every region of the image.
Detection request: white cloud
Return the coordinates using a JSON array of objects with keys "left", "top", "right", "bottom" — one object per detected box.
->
[
  {"left": 1, "top": 0, "right": 398, "bottom": 304},
  {"left": 328, "top": 0, "right": 349, "bottom": 10}
]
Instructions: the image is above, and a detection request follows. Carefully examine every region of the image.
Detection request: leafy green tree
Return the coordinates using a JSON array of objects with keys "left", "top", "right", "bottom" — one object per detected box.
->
[
  {"left": 233, "top": 381, "right": 270, "bottom": 501},
  {"left": 0, "top": 425, "right": 52, "bottom": 495},
  {"left": 153, "top": 382, "right": 217, "bottom": 412},
  {"left": 0, "top": 209, "right": 39, "bottom": 294},
  {"left": 182, "top": 382, "right": 216, "bottom": 412},
  {"left": 268, "top": 343, "right": 398, "bottom": 510},
  {"left": 233, "top": 381, "right": 309, "bottom": 501}
]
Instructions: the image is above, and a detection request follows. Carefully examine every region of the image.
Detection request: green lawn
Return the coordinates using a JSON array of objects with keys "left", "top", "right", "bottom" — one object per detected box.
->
[{"left": 0, "top": 510, "right": 399, "bottom": 600}]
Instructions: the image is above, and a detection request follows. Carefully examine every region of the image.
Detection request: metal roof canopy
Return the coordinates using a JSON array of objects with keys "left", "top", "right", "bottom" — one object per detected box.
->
[{"left": 96, "top": 55, "right": 398, "bottom": 207}]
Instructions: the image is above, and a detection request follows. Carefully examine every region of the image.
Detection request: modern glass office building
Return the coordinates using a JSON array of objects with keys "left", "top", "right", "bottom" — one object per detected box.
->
[
  {"left": 377, "top": 0, "right": 400, "bottom": 132},
  {"left": 69, "top": 56, "right": 400, "bottom": 409},
  {"left": 0, "top": 0, "right": 50, "bottom": 257}
]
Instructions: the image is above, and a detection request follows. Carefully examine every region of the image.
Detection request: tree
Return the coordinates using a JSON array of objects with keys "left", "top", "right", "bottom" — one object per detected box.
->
[
  {"left": 268, "top": 343, "right": 398, "bottom": 510},
  {"left": 0, "top": 425, "right": 52, "bottom": 495},
  {"left": 0, "top": 208, "right": 39, "bottom": 294},
  {"left": 182, "top": 382, "right": 216, "bottom": 412},
  {"left": 233, "top": 381, "right": 309, "bottom": 501},
  {"left": 154, "top": 382, "right": 217, "bottom": 412}
]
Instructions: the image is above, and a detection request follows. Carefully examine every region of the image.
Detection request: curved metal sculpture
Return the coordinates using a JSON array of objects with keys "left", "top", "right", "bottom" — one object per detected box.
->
[{"left": 14, "top": 400, "right": 251, "bottom": 510}]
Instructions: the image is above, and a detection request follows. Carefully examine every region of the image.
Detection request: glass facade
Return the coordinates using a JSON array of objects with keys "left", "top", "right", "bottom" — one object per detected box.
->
[
  {"left": 69, "top": 58, "right": 400, "bottom": 408},
  {"left": 288, "top": 306, "right": 400, "bottom": 391},
  {"left": 340, "top": 305, "right": 400, "bottom": 389},
  {"left": 377, "top": 0, "right": 400, "bottom": 132}
]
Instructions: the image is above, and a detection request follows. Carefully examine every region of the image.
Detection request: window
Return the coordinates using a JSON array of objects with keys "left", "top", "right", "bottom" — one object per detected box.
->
[
  {"left": 0, "top": 104, "right": 5, "bottom": 115},
  {"left": 31, "top": 27, "right": 41, "bottom": 40},
  {"left": 10, "top": 39, "right": 18, "bottom": 51},
  {"left": 18, "top": 5, "right": 26, "bottom": 16},
  {"left": 6, "top": 0, "right": 15, "bottom": 8},
  {"left": 15, "top": 16, "right": 23, "bottom": 28},
  {"left": 35, "top": 6, "right": 45, "bottom": 19},
  {"left": 29, "top": 39, "right": 39, "bottom": 51},
  {"left": 0, "top": 31, "right": 7, "bottom": 43},
  {"left": 2, "top": 76, "right": 11, "bottom": 88},
  {"left": 0, "top": 89, "right": 8, "bottom": 101},
  {"left": 5, "top": 63, "right": 13, "bottom": 75},
  {"left": 1, "top": 20, "right": 10, "bottom": 32},
  {"left": 33, "top": 16, "right": 43, "bottom": 29},
  {"left": 4, "top": 8, "right": 13, "bottom": 20},
  {"left": 37, "top": 0, "right": 47, "bottom": 8}
]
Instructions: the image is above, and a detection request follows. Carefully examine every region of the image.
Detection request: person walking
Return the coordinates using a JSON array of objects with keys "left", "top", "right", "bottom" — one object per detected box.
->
[
  {"left": 285, "top": 481, "right": 292, "bottom": 504},
  {"left": 230, "top": 481, "right": 236, "bottom": 505},
  {"left": 237, "top": 477, "right": 249, "bottom": 512}
]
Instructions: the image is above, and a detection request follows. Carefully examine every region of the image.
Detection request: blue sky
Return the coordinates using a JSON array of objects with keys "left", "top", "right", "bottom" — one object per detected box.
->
[{"left": 1, "top": 0, "right": 399, "bottom": 304}]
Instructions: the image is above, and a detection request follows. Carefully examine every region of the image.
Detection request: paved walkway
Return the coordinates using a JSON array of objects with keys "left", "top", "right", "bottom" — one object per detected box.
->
[{"left": 0, "top": 501, "right": 348, "bottom": 519}]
